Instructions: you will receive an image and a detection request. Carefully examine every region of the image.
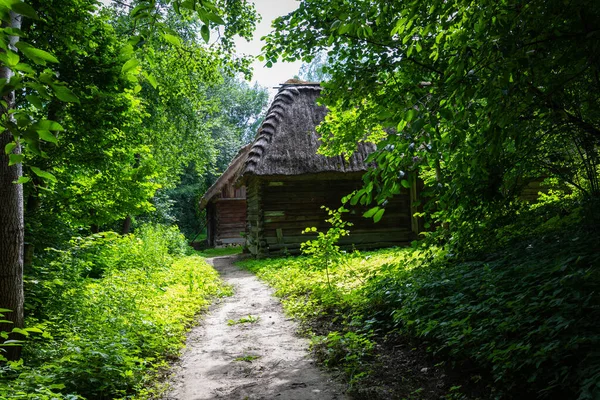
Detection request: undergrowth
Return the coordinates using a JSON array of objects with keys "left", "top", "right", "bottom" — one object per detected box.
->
[
  {"left": 0, "top": 224, "right": 230, "bottom": 400},
  {"left": 238, "top": 198, "right": 600, "bottom": 399}
]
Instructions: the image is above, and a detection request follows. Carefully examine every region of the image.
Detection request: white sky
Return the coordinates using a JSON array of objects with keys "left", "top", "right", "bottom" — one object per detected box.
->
[{"left": 234, "top": 0, "right": 303, "bottom": 94}]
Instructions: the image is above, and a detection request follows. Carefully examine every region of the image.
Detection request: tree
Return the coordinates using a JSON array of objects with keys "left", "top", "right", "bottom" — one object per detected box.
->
[
  {"left": 262, "top": 0, "right": 600, "bottom": 235},
  {"left": 154, "top": 76, "right": 268, "bottom": 238},
  {"left": 297, "top": 50, "right": 331, "bottom": 83},
  {"left": 0, "top": 0, "right": 259, "bottom": 360},
  {"left": 0, "top": 9, "right": 24, "bottom": 361}
]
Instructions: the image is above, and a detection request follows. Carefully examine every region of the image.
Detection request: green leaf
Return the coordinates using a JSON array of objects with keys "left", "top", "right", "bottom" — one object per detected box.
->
[
  {"left": 8, "top": 153, "right": 24, "bottom": 166},
  {"left": 50, "top": 84, "right": 79, "bottom": 103},
  {"left": 4, "top": 142, "right": 16, "bottom": 154},
  {"left": 2, "top": 27, "right": 25, "bottom": 36},
  {"left": 339, "top": 24, "right": 352, "bottom": 35},
  {"left": 405, "top": 109, "right": 417, "bottom": 122},
  {"left": 15, "top": 176, "right": 30, "bottom": 184},
  {"left": 130, "top": 3, "right": 151, "bottom": 18},
  {"left": 206, "top": 12, "right": 224, "bottom": 25},
  {"left": 0, "top": 340, "right": 24, "bottom": 346},
  {"left": 201, "top": 25, "right": 210, "bottom": 43},
  {"left": 14, "top": 62, "right": 34, "bottom": 74},
  {"left": 179, "top": 0, "right": 196, "bottom": 11},
  {"left": 15, "top": 42, "right": 58, "bottom": 64},
  {"left": 146, "top": 73, "right": 158, "bottom": 89},
  {"left": 121, "top": 58, "right": 140, "bottom": 74},
  {"left": 30, "top": 166, "right": 56, "bottom": 182},
  {"left": 32, "top": 119, "right": 64, "bottom": 131},
  {"left": 120, "top": 44, "right": 134, "bottom": 58},
  {"left": 373, "top": 208, "right": 385, "bottom": 223},
  {"left": 37, "top": 130, "right": 58, "bottom": 144},
  {"left": 7, "top": 1, "right": 38, "bottom": 20},
  {"left": 10, "top": 327, "right": 29, "bottom": 336},
  {"left": 163, "top": 33, "right": 181, "bottom": 47},
  {"left": 350, "top": 190, "right": 363, "bottom": 206},
  {"left": 1, "top": 50, "right": 19, "bottom": 67},
  {"left": 401, "top": 179, "right": 411, "bottom": 189},
  {"left": 26, "top": 94, "right": 42, "bottom": 109},
  {"left": 363, "top": 206, "right": 380, "bottom": 218}
]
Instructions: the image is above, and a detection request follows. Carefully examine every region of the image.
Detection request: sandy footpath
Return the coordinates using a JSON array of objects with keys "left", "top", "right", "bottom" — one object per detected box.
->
[{"left": 166, "top": 255, "right": 348, "bottom": 400}]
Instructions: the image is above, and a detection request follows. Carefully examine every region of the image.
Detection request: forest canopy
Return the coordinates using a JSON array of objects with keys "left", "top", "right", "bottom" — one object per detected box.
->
[
  {"left": 263, "top": 0, "right": 600, "bottom": 236},
  {"left": 0, "top": 0, "right": 267, "bottom": 364}
]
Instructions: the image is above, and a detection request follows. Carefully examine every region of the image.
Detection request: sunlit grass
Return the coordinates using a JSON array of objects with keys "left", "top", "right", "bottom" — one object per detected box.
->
[{"left": 196, "top": 246, "right": 243, "bottom": 258}]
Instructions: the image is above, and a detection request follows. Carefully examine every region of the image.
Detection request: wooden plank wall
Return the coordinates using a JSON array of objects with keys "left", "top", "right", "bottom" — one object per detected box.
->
[
  {"left": 246, "top": 177, "right": 268, "bottom": 256},
  {"left": 214, "top": 199, "right": 246, "bottom": 246},
  {"left": 206, "top": 203, "right": 215, "bottom": 247},
  {"left": 258, "top": 177, "right": 414, "bottom": 255}
]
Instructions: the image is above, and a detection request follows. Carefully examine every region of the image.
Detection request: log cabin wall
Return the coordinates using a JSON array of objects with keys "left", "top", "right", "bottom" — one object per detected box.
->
[
  {"left": 248, "top": 173, "right": 415, "bottom": 257},
  {"left": 206, "top": 202, "right": 216, "bottom": 247},
  {"left": 213, "top": 198, "right": 246, "bottom": 246},
  {"left": 246, "top": 176, "right": 267, "bottom": 256},
  {"left": 205, "top": 180, "right": 247, "bottom": 248}
]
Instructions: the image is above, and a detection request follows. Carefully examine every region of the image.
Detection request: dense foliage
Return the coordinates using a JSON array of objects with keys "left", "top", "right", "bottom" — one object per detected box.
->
[
  {"left": 239, "top": 198, "right": 600, "bottom": 399},
  {"left": 263, "top": 0, "right": 600, "bottom": 233},
  {"left": 0, "top": 0, "right": 265, "bottom": 356},
  {"left": 1, "top": 224, "right": 230, "bottom": 399},
  {"left": 253, "top": 5, "right": 600, "bottom": 396},
  {"left": 0, "top": 0, "right": 265, "bottom": 396}
]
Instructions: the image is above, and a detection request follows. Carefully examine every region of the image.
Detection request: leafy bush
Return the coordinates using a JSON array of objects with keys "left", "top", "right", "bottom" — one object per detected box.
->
[
  {"left": 1, "top": 224, "right": 229, "bottom": 399},
  {"left": 301, "top": 206, "right": 352, "bottom": 289},
  {"left": 311, "top": 331, "right": 374, "bottom": 387},
  {"left": 383, "top": 227, "right": 600, "bottom": 399}
]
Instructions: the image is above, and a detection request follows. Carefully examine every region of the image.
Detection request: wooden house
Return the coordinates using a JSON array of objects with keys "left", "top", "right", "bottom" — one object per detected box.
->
[
  {"left": 236, "top": 83, "right": 421, "bottom": 257},
  {"left": 199, "top": 145, "right": 250, "bottom": 247}
]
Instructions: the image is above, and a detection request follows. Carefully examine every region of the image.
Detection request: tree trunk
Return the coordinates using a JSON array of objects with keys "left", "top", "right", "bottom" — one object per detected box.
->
[
  {"left": 23, "top": 189, "right": 41, "bottom": 268},
  {"left": 121, "top": 215, "right": 132, "bottom": 235},
  {"left": 0, "top": 11, "right": 24, "bottom": 361}
]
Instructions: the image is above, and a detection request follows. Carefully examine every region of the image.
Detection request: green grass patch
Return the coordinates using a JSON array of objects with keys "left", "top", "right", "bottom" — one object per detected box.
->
[
  {"left": 227, "top": 315, "right": 260, "bottom": 326},
  {"left": 234, "top": 354, "right": 260, "bottom": 362},
  {"left": 196, "top": 246, "right": 242, "bottom": 258}
]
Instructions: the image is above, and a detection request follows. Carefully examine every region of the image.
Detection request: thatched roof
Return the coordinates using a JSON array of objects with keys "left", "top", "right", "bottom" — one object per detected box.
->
[
  {"left": 199, "top": 143, "right": 252, "bottom": 209},
  {"left": 241, "top": 83, "right": 375, "bottom": 178}
]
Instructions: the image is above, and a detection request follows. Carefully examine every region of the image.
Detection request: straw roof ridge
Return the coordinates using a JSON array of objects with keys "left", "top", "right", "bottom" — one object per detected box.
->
[
  {"left": 244, "top": 85, "right": 318, "bottom": 175},
  {"left": 242, "top": 84, "right": 375, "bottom": 177}
]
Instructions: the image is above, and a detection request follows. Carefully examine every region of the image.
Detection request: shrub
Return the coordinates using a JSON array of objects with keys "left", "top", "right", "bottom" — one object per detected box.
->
[{"left": 1, "top": 224, "right": 228, "bottom": 399}]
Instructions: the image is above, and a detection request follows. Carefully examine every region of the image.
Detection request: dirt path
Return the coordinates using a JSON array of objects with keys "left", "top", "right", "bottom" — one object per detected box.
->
[{"left": 166, "top": 255, "right": 348, "bottom": 400}]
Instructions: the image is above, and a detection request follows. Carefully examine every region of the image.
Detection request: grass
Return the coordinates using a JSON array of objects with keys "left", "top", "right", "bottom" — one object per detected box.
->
[
  {"left": 196, "top": 246, "right": 243, "bottom": 258},
  {"left": 227, "top": 315, "right": 260, "bottom": 326}
]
